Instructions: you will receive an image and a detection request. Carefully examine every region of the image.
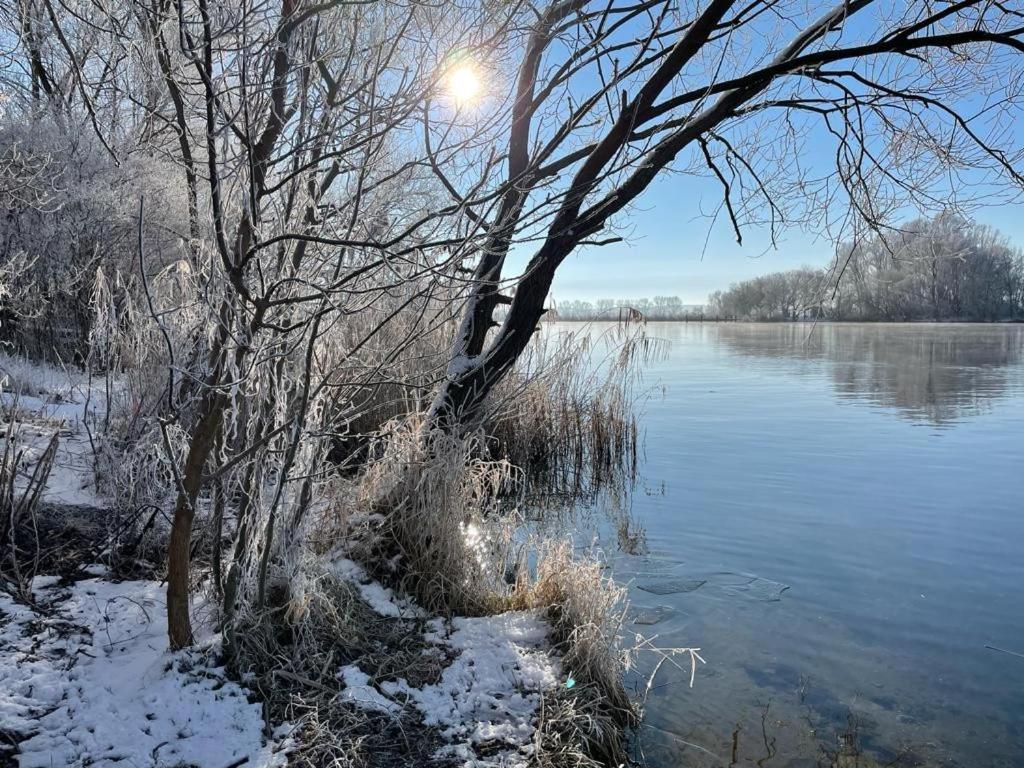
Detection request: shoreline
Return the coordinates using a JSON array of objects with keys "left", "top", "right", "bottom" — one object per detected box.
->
[{"left": 1, "top": 510, "right": 635, "bottom": 768}]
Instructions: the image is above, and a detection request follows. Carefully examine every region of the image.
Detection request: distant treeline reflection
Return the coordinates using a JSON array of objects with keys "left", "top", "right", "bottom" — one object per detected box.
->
[{"left": 713, "top": 323, "right": 1024, "bottom": 425}]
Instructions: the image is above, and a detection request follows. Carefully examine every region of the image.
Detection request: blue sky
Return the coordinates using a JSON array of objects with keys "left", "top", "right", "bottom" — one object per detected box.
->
[
  {"left": 504, "top": 164, "right": 1024, "bottom": 305},
  {"left": 531, "top": 172, "right": 829, "bottom": 305}
]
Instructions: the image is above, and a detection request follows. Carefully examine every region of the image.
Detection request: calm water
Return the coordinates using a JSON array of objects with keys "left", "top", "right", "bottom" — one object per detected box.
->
[{"left": 574, "top": 323, "right": 1024, "bottom": 767}]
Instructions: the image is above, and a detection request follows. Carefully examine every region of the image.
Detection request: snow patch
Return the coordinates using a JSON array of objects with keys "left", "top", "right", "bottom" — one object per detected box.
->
[
  {"left": 0, "top": 577, "right": 289, "bottom": 768},
  {"left": 337, "top": 665, "right": 402, "bottom": 715},
  {"left": 1, "top": 355, "right": 107, "bottom": 508},
  {"left": 382, "top": 611, "right": 561, "bottom": 766},
  {"left": 327, "top": 555, "right": 425, "bottom": 618},
  {"left": 326, "top": 549, "right": 562, "bottom": 765}
]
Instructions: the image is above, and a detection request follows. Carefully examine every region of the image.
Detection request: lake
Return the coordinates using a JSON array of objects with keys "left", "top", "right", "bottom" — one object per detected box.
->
[{"left": 568, "top": 322, "right": 1024, "bottom": 767}]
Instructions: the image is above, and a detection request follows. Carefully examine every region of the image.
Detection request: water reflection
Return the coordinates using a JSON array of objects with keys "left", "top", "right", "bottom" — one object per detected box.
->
[{"left": 709, "top": 323, "right": 1024, "bottom": 425}]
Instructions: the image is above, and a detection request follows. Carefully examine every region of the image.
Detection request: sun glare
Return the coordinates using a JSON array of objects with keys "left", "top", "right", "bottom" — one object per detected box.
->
[{"left": 446, "top": 64, "right": 482, "bottom": 105}]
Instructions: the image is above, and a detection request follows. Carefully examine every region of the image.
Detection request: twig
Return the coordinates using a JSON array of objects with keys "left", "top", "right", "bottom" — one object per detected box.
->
[{"left": 985, "top": 644, "right": 1024, "bottom": 660}]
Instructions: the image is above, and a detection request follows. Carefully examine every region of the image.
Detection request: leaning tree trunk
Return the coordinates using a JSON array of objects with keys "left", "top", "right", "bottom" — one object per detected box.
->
[{"left": 428, "top": 249, "right": 561, "bottom": 433}]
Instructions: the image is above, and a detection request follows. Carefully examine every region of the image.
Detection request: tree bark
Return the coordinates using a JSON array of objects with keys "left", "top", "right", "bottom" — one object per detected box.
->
[{"left": 166, "top": 385, "right": 227, "bottom": 648}]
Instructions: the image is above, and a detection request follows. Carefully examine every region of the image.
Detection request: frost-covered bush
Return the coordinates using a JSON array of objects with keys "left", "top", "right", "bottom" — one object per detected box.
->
[{"left": 0, "top": 116, "right": 189, "bottom": 363}]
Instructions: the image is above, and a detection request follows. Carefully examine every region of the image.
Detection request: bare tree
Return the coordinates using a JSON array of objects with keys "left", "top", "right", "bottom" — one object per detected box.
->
[
  {"left": 133, "top": 0, "right": 517, "bottom": 648},
  {"left": 12, "top": 0, "right": 520, "bottom": 646}
]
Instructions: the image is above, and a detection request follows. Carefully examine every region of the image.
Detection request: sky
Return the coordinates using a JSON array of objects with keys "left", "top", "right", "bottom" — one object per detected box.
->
[
  {"left": 527, "top": 172, "right": 832, "bottom": 305},
  {"left": 504, "top": 166, "right": 1024, "bottom": 306}
]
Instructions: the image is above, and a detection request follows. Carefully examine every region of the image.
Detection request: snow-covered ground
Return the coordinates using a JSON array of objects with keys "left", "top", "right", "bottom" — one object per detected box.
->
[
  {"left": 1, "top": 357, "right": 293, "bottom": 767},
  {"left": 1, "top": 563, "right": 565, "bottom": 768},
  {"left": 380, "top": 612, "right": 561, "bottom": 765},
  {"left": 1, "top": 353, "right": 106, "bottom": 508},
  {"left": 0, "top": 572, "right": 292, "bottom": 768}
]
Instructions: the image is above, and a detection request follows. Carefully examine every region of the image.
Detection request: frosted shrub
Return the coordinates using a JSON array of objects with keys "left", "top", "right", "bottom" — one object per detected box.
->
[{"left": 0, "top": 117, "right": 188, "bottom": 362}]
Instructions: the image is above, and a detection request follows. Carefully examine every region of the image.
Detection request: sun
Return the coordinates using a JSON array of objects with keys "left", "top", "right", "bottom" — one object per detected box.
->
[{"left": 446, "top": 64, "right": 482, "bottom": 105}]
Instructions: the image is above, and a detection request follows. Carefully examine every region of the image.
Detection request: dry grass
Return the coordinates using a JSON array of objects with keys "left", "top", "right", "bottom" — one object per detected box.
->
[
  {"left": 223, "top": 571, "right": 451, "bottom": 768},
  {"left": 250, "top": 402, "right": 643, "bottom": 766},
  {"left": 0, "top": 406, "right": 58, "bottom": 592},
  {"left": 513, "top": 541, "right": 638, "bottom": 767},
  {"left": 484, "top": 325, "right": 661, "bottom": 512},
  {"left": 0, "top": 352, "right": 82, "bottom": 400},
  {"left": 229, "top": 520, "right": 638, "bottom": 768},
  {"left": 297, "top": 328, "right": 659, "bottom": 765},
  {"left": 341, "top": 417, "right": 519, "bottom": 617}
]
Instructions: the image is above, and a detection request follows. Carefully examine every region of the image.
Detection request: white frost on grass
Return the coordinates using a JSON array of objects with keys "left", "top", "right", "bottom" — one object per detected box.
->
[
  {"left": 381, "top": 611, "right": 562, "bottom": 767},
  {"left": 0, "top": 576, "right": 289, "bottom": 768},
  {"left": 0, "top": 353, "right": 79, "bottom": 400}
]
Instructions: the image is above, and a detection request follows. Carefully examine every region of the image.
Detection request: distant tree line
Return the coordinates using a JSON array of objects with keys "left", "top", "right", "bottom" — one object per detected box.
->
[
  {"left": 707, "top": 215, "right": 1024, "bottom": 322},
  {"left": 551, "top": 296, "right": 708, "bottom": 321}
]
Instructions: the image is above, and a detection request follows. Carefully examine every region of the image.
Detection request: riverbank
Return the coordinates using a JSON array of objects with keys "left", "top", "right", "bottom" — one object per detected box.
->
[
  {"left": 0, "top": 557, "right": 569, "bottom": 767},
  {"left": 0, "top": 354, "right": 638, "bottom": 767},
  {"left": 1, "top": 511, "right": 633, "bottom": 767}
]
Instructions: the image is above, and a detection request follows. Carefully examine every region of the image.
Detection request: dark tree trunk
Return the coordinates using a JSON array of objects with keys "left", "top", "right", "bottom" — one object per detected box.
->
[{"left": 166, "top": 386, "right": 227, "bottom": 649}]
